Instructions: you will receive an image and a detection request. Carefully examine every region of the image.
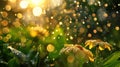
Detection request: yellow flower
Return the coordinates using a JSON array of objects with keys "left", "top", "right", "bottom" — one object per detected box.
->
[
  {"left": 98, "top": 46, "right": 104, "bottom": 51},
  {"left": 85, "top": 39, "right": 112, "bottom": 51},
  {"left": 85, "top": 40, "right": 97, "bottom": 49},
  {"left": 33, "top": 25, "right": 49, "bottom": 37},
  {"left": 60, "top": 44, "right": 94, "bottom": 62},
  {"left": 29, "top": 26, "right": 49, "bottom": 37},
  {"left": 103, "top": 42, "right": 111, "bottom": 51},
  {"left": 30, "top": 30, "right": 38, "bottom": 37},
  {"left": 76, "top": 45, "right": 94, "bottom": 62}
]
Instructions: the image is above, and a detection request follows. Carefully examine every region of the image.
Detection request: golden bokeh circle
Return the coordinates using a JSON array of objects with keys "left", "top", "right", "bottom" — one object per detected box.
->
[{"left": 47, "top": 44, "right": 55, "bottom": 52}]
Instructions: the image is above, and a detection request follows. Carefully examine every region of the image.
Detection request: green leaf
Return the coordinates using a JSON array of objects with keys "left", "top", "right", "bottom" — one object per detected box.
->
[
  {"left": 104, "top": 51, "right": 120, "bottom": 67},
  {"left": 47, "top": 26, "right": 67, "bottom": 59},
  {"left": 8, "top": 58, "right": 20, "bottom": 67},
  {"left": 115, "top": 62, "right": 120, "bottom": 67},
  {"left": 104, "top": 61, "right": 120, "bottom": 67}
]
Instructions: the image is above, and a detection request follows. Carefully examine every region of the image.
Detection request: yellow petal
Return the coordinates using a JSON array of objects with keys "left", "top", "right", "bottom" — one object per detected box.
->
[
  {"left": 107, "top": 47, "right": 111, "bottom": 51},
  {"left": 105, "top": 45, "right": 111, "bottom": 51},
  {"left": 85, "top": 43, "right": 89, "bottom": 47},
  {"left": 85, "top": 41, "right": 90, "bottom": 47},
  {"left": 99, "top": 46, "right": 104, "bottom": 51},
  {"left": 89, "top": 42, "right": 93, "bottom": 49},
  {"left": 30, "top": 30, "right": 38, "bottom": 37},
  {"left": 88, "top": 56, "right": 94, "bottom": 62}
]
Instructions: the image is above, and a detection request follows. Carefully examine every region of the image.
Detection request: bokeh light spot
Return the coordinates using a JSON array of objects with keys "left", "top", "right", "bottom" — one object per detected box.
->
[
  {"left": 67, "top": 55, "right": 75, "bottom": 63},
  {"left": 33, "top": 7, "right": 42, "bottom": 16},
  {"left": 47, "top": 44, "right": 55, "bottom": 52},
  {"left": 5, "top": 5, "right": 12, "bottom": 11},
  {"left": 20, "top": 0, "right": 29, "bottom": 9}
]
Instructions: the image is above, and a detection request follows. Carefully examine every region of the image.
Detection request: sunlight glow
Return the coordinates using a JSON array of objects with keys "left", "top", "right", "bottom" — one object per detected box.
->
[
  {"left": 33, "top": 7, "right": 42, "bottom": 16},
  {"left": 31, "top": 0, "right": 42, "bottom": 5},
  {"left": 20, "top": 0, "right": 29, "bottom": 9}
]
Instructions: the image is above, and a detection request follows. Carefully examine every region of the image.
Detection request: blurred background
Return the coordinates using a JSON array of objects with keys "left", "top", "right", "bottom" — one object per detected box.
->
[{"left": 0, "top": 0, "right": 120, "bottom": 67}]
